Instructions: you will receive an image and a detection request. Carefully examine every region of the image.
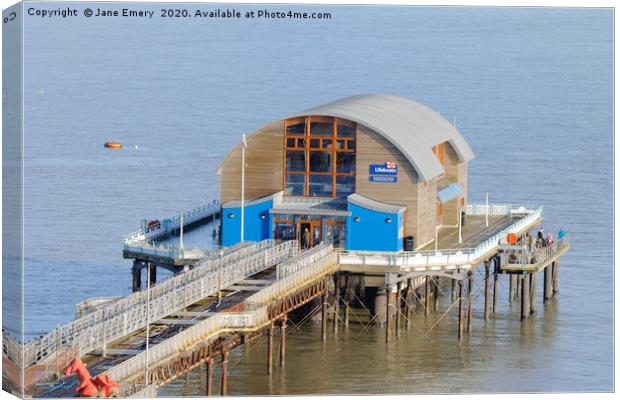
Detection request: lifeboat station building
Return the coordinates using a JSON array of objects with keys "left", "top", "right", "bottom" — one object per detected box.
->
[{"left": 218, "top": 94, "right": 474, "bottom": 252}]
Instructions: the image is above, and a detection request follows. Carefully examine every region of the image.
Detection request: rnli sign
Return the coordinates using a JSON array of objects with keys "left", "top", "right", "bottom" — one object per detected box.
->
[{"left": 369, "top": 162, "right": 398, "bottom": 182}]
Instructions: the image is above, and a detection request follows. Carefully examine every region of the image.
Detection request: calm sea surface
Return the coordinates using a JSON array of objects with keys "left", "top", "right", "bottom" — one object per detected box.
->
[{"left": 14, "top": 4, "right": 613, "bottom": 394}]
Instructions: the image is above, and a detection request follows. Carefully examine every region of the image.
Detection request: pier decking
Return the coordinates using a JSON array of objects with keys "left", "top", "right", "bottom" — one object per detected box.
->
[{"left": 3, "top": 203, "right": 569, "bottom": 398}]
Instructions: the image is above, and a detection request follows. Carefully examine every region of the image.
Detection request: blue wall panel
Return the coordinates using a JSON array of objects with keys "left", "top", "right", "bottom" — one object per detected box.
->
[
  {"left": 346, "top": 203, "right": 403, "bottom": 252},
  {"left": 221, "top": 199, "right": 273, "bottom": 246}
]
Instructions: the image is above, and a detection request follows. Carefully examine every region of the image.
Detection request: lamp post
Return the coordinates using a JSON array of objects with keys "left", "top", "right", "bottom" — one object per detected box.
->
[
  {"left": 241, "top": 134, "right": 247, "bottom": 242},
  {"left": 485, "top": 192, "right": 489, "bottom": 227}
]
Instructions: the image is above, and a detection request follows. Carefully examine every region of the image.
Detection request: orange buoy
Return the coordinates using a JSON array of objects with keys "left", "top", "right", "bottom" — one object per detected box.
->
[
  {"left": 506, "top": 232, "right": 518, "bottom": 245},
  {"left": 104, "top": 141, "right": 122, "bottom": 149}
]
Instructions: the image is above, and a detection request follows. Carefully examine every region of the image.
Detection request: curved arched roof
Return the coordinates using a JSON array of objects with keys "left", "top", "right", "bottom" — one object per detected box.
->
[{"left": 286, "top": 94, "right": 474, "bottom": 181}]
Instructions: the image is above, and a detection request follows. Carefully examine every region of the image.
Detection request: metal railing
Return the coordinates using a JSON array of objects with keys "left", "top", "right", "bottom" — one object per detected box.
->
[
  {"left": 4, "top": 240, "right": 297, "bottom": 370},
  {"left": 464, "top": 203, "right": 537, "bottom": 217},
  {"left": 105, "top": 245, "right": 338, "bottom": 388},
  {"left": 338, "top": 205, "right": 543, "bottom": 269},
  {"left": 276, "top": 242, "right": 333, "bottom": 280},
  {"left": 121, "top": 201, "right": 221, "bottom": 244},
  {"left": 502, "top": 233, "right": 570, "bottom": 269}
]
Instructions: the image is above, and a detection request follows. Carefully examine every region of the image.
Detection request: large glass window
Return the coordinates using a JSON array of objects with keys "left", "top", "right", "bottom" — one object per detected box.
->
[
  {"left": 286, "top": 150, "right": 305, "bottom": 172},
  {"left": 285, "top": 174, "right": 305, "bottom": 196},
  {"left": 309, "top": 151, "right": 332, "bottom": 173},
  {"left": 284, "top": 116, "right": 356, "bottom": 197},
  {"left": 308, "top": 175, "right": 333, "bottom": 197}
]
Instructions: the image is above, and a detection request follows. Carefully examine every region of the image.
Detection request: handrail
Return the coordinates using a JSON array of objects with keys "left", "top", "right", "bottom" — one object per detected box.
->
[
  {"left": 503, "top": 233, "right": 570, "bottom": 268},
  {"left": 3, "top": 239, "right": 296, "bottom": 370},
  {"left": 338, "top": 205, "right": 543, "bottom": 268},
  {"left": 121, "top": 201, "right": 221, "bottom": 244},
  {"left": 276, "top": 242, "right": 332, "bottom": 280},
  {"left": 105, "top": 245, "right": 338, "bottom": 388}
]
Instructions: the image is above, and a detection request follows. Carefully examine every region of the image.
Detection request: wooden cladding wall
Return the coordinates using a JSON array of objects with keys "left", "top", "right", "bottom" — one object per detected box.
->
[
  {"left": 416, "top": 176, "right": 438, "bottom": 247},
  {"left": 355, "top": 125, "right": 419, "bottom": 238},
  {"left": 440, "top": 142, "right": 469, "bottom": 225},
  {"left": 219, "top": 120, "right": 284, "bottom": 203}
]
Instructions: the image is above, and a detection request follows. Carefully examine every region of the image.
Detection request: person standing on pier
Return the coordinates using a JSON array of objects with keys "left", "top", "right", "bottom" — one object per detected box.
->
[{"left": 302, "top": 227, "right": 311, "bottom": 249}]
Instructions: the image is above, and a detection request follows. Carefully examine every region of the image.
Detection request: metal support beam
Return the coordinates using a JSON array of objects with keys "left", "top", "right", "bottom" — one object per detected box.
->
[
  {"left": 530, "top": 271, "right": 537, "bottom": 314},
  {"left": 521, "top": 273, "right": 530, "bottom": 321},
  {"left": 279, "top": 317, "right": 287, "bottom": 368},
  {"left": 467, "top": 272, "right": 473, "bottom": 333},
  {"left": 492, "top": 268, "right": 498, "bottom": 314},
  {"left": 148, "top": 262, "right": 157, "bottom": 286},
  {"left": 321, "top": 277, "right": 328, "bottom": 342},
  {"left": 333, "top": 273, "right": 340, "bottom": 335},
  {"left": 267, "top": 322, "right": 274, "bottom": 375},
  {"left": 385, "top": 285, "right": 392, "bottom": 343},
  {"left": 509, "top": 274, "right": 515, "bottom": 304},
  {"left": 206, "top": 358, "right": 214, "bottom": 396},
  {"left": 517, "top": 274, "right": 523, "bottom": 302},
  {"left": 433, "top": 277, "right": 439, "bottom": 313},
  {"left": 458, "top": 280, "right": 464, "bottom": 340},
  {"left": 484, "top": 261, "right": 490, "bottom": 320},
  {"left": 132, "top": 261, "right": 142, "bottom": 293},
  {"left": 395, "top": 281, "right": 401, "bottom": 337},
  {"left": 552, "top": 260, "right": 560, "bottom": 294},
  {"left": 220, "top": 351, "right": 228, "bottom": 396},
  {"left": 543, "top": 266, "right": 550, "bottom": 302},
  {"left": 424, "top": 276, "right": 430, "bottom": 317}
]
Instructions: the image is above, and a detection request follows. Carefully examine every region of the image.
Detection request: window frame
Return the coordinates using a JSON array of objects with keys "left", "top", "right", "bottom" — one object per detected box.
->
[{"left": 283, "top": 116, "right": 356, "bottom": 198}]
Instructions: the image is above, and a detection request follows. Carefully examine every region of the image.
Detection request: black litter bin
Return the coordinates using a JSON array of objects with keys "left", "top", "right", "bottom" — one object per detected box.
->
[{"left": 404, "top": 236, "right": 415, "bottom": 251}]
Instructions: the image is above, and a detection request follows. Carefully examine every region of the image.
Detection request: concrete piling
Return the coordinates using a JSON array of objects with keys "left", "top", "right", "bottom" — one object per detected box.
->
[
  {"left": 395, "top": 282, "right": 401, "bottom": 337},
  {"left": 132, "top": 261, "right": 142, "bottom": 292},
  {"left": 492, "top": 269, "right": 498, "bottom": 314},
  {"left": 333, "top": 274, "right": 340, "bottom": 335},
  {"left": 509, "top": 274, "right": 515, "bottom": 303},
  {"left": 321, "top": 277, "right": 328, "bottom": 342},
  {"left": 385, "top": 285, "right": 392, "bottom": 343},
  {"left": 543, "top": 266, "right": 551, "bottom": 302}
]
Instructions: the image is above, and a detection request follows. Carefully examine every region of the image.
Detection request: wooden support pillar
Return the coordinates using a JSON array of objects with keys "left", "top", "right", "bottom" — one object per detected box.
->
[
  {"left": 484, "top": 262, "right": 490, "bottom": 320},
  {"left": 333, "top": 273, "right": 340, "bottom": 335},
  {"left": 509, "top": 274, "right": 515, "bottom": 303},
  {"left": 530, "top": 271, "right": 537, "bottom": 314},
  {"left": 467, "top": 272, "right": 473, "bottom": 333},
  {"left": 267, "top": 322, "right": 274, "bottom": 375},
  {"left": 321, "top": 277, "right": 328, "bottom": 342},
  {"left": 279, "top": 317, "right": 287, "bottom": 368},
  {"left": 385, "top": 285, "right": 392, "bottom": 343},
  {"left": 458, "top": 280, "right": 464, "bottom": 340},
  {"left": 395, "top": 282, "right": 401, "bottom": 337},
  {"left": 206, "top": 357, "right": 214, "bottom": 396},
  {"left": 220, "top": 351, "right": 228, "bottom": 396},
  {"left": 521, "top": 273, "right": 530, "bottom": 321},
  {"left": 132, "top": 261, "right": 142, "bottom": 292},
  {"left": 552, "top": 260, "right": 560, "bottom": 294},
  {"left": 425, "top": 276, "right": 430, "bottom": 317}
]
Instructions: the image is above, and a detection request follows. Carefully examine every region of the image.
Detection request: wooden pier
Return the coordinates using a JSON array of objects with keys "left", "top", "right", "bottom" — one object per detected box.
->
[{"left": 2, "top": 203, "right": 570, "bottom": 398}]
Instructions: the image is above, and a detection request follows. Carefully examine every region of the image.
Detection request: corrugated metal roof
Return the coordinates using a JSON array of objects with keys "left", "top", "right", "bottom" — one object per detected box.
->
[
  {"left": 287, "top": 94, "right": 475, "bottom": 181},
  {"left": 437, "top": 183, "right": 464, "bottom": 203}
]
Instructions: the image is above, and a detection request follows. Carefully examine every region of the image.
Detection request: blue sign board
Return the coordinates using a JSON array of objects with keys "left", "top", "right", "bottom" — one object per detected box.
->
[
  {"left": 370, "top": 176, "right": 398, "bottom": 183},
  {"left": 369, "top": 164, "right": 398, "bottom": 175}
]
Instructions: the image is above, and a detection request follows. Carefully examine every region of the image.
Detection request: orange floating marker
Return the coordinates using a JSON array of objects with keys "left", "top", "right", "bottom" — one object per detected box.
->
[
  {"left": 506, "top": 232, "right": 518, "bottom": 245},
  {"left": 104, "top": 141, "right": 122, "bottom": 149}
]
